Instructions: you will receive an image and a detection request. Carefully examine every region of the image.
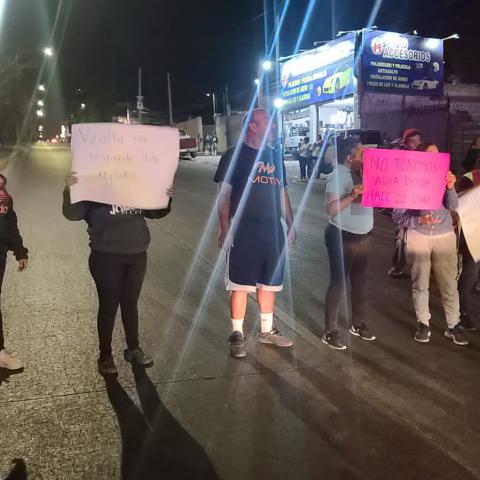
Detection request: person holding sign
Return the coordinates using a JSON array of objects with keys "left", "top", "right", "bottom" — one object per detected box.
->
[
  {"left": 456, "top": 163, "right": 480, "bottom": 331},
  {"left": 63, "top": 174, "right": 174, "bottom": 376},
  {"left": 323, "top": 137, "right": 376, "bottom": 350},
  {"left": 214, "top": 108, "right": 295, "bottom": 359},
  {"left": 392, "top": 144, "right": 468, "bottom": 346},
  {"left": 0, "top": 174, "right": 28, "bottom": 371},
  {"left": 388, "top": 128, "right": 422, "bottom": 279}
]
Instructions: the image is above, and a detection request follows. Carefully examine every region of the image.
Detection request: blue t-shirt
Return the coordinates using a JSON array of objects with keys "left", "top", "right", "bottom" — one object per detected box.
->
[
  {"left": 214, "top": 143, "right": 287, "bottom": 227},
  {"left": 325, "top": 164, "right": 373, "bottom": 234}
]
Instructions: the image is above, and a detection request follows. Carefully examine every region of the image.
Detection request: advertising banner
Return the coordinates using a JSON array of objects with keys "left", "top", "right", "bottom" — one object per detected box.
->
[
  {"left": 71, "top": 123, "right": 179, "bottom": 209},
  {"left": 280, "top": 33, "right": 357, "bottom": 110},
  {"left": 361, "top": 148, "right": 450, "bottom": 209},
  {"left": 458, "top": 186, "right": 480, "bottom": 262},
  {"left": 362, "top": 30, "right": 444, "bottom": 96}
]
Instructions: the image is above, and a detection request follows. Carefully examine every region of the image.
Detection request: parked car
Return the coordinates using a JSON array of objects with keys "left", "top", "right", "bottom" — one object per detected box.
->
[
  {"left": 179, "top": 131, "right": 198, "bottom": 158},
  {"left": 313, "top": 128, "right": 382, "bottom": 179}
]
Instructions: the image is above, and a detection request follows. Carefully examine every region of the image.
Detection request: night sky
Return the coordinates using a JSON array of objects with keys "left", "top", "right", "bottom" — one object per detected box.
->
[{"left": 1, "top": 0, "right": 477, "bottom": 128}]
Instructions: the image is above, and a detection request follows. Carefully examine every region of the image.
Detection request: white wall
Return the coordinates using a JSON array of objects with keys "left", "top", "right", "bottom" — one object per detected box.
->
[{"left": 174, "top": 116, "right": 203, "bottom": 139}]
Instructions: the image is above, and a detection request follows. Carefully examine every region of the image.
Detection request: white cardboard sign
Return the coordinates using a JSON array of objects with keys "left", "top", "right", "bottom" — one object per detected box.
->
[
  {"left": 70, "top": 123, "right": 179, "bottom": 209},
  {"left": 458, "top": 185, "right": 480, "bottom": 262}
]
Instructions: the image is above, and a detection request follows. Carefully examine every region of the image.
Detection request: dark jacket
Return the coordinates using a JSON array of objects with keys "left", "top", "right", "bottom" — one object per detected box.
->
[
  {"left": 62, "top": 189, "right": 171, "bottom": 254},
  {"left": 0, "top": 175, "right": 28, "bottom": 260}
]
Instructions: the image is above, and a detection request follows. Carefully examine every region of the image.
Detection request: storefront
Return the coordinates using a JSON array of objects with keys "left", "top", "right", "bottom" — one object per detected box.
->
[{"left": 279, "top": 29, "right": 445, "bottom": 152}]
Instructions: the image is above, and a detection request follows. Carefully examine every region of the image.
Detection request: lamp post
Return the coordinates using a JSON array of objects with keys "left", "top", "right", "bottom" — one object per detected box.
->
[
  {"left": 442, "top": 33, "right": 460, "bottom": 41},
  {"left": 206, "top": 92, "right": 216, "bottom": 123}
]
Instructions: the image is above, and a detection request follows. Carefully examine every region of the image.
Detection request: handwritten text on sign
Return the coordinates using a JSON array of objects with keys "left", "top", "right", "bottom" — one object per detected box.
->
[
  {"left": 70, "top": 123, "right": 179, "bottom": 209},
  {"left": 361, "top": 148, "right": 450, "bottom": 209},
  {"left": 458, "top": 186, "right": 480, "bottom": 262}
]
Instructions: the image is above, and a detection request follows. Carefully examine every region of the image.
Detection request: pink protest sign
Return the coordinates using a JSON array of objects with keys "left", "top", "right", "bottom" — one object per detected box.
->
[{"left": 361, "top": 148, "right": 450, "bottom": 209}]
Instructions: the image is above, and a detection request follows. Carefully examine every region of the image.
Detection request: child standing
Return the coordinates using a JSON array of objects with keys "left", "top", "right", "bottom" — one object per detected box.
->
[{"left": 0, "top": 174, "right": 28, "bottom": 370}]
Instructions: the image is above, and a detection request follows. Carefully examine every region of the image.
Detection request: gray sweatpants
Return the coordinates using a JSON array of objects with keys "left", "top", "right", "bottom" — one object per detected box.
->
[{"left": 405, "top": 229, "right": 460, "bottom": 328}]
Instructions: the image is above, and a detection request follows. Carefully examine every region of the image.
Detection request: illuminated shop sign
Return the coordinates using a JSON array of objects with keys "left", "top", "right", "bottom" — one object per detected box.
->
[
  {"left": 362, "top": 30, "right": 444, "bottom": 95},
  {"left": 280, "top": 33, "right": 357, "bottom": 110}
]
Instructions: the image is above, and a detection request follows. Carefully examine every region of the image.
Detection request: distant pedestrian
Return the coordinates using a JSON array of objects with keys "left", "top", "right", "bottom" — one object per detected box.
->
[
  {"left": 322, "top": 137, "right": 376, "bottom": 350},
  {"left": 0, "top": 174, "right": 28, "bottom": 371},
  {"left": 298, "top": 136, "right": 311, "bottom": 182},
  {"left": 212, "top": 131, "right": 219, "bottom": 156},
  {"left": 310, "top": 133, "right": 323, "bottom": 178},
  {"left": 204, "top": 133, "right": 212, "bottom": 154},
  {"left": 388, "top": 128, "right": 422, "bottom": 279},
  {"left": 392, "top": 143, "right": 468, "bottom": 346},
  {"left": 214, "top": 108, "right": 296, "bottom": 358},
  {"left": 63, "top": 175, "right": 174, "bottom": 376}
]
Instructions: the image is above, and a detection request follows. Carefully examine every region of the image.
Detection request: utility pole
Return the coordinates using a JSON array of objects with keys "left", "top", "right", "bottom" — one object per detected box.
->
[
  {"left": 167, "top": 72, "right": 173, "bottom": 125},
  {"left": 331, "top": 0, "right": 336, "bottom": 38},
  {"left": 137, "top": 66, "right": 144, "bottom": 124}
]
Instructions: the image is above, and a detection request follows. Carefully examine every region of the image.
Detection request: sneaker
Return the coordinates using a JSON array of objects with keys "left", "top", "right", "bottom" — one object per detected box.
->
[
  {"left": 257, "top": 328, "right": 293, "bottom": 347},
  {"left": 124, "top": 347, "right": 154, "bottom": 367},
  {"left": 0, "top": 349, "right": 23, "bottom": 370},
  {"left": 414, "top": 323, "right": 431, "bottom": 343},
  {"left": 349, "top": 323, "right": 376, "bottom": 341},
  {"left": 388, "top": 266, "right": 410, "bottom": 279},
  {"left": 460, "top": 314, "right": 477, "bottom": 331},
  {"left": 98, "top": 356, "right": 118, "bottom": 376},
  {"left": 322, "top": 330, "right": 347, "bottom": 350},
  {"left": 444, "top": 325, "right": 469, "bottom": 346},
  {"left": 228, "top": 331, "right": 246, "bottom": 358}
]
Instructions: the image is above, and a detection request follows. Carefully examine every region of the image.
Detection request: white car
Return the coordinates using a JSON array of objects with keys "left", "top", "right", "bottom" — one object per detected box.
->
[{"left": 411, "top": 79, "right": 440, "bottom": 90}]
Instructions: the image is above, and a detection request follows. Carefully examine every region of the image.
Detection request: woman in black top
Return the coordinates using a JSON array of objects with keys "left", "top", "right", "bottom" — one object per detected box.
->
[
  {"left": 0, "top": 174, "right": 28, "bottom": 371},
  {"left": 63, "top": 171, "right": 174, "bottom": 376}
]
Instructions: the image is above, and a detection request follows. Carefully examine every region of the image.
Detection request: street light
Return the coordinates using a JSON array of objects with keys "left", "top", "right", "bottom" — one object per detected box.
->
[
  {"left": 206, "top": 93, "right": 216, "bottom": 121},
  {"left": 43, "top": 47, "right": 54, "bottom": 57},
  {"left": 38, "top": 84, "right": 45, "bottom": 92},
  {"left": 36, "top": 109, "right": 44, "bottom": 117},
  {"left": 443, "top": 33, "right": 460, "bottom": 41},
  {"left": 80, "top": 103, "right": 86, "bottom": 110},
  {"left": 37, "top": 100, "right": 44, "bottom": 107},
  {"left": 262, "top": 60, "right": 273, "bottom": 71}
]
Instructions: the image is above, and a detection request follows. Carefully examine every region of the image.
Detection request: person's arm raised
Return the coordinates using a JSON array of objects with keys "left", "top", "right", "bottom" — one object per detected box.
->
[
  {"left": 144, "top": 186, "right": 174, "bottom": 219},
  {"left": 326, "top": 184, "right": 363, "bottom": 217},
  {"left": 62, "top": 172, "right": 89, "bottom": 221}
]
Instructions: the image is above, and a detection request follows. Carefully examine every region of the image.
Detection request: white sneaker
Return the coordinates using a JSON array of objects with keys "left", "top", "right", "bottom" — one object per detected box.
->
[{"left": 0, "top": 349, "right": 23, "bottom": 370}]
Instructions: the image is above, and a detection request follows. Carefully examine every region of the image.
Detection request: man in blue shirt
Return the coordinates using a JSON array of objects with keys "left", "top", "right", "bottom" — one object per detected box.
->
[{"left": 323, "top": 137, "right": 376, "bottom": 350}]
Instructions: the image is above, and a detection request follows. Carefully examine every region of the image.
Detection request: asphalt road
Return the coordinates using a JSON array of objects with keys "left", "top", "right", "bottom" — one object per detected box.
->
[{"left": 0, "top": 145, "right": 479, "bottom": 480}]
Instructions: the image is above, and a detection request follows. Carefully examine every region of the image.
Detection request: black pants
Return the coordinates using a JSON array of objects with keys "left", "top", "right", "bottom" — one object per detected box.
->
[
  {"left": 459, "top": 247, "right": 479, "bottom": 316},
  {"left": 89, "top": 251, "right": 147, "bottom": 358},
  {"left": 324, "top": 224, "right": 369, "bottom": 333},
  {"left": 298, "top": 156, "right": 308, "bottom": 179},
  {"left": 0, "top": 256, "right": 6, "bottom": 351}
]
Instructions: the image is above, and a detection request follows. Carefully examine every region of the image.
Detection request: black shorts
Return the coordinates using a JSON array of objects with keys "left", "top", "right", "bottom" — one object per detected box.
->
[{"left": 226, "top": 221, "right": 286, "bottom": 292}]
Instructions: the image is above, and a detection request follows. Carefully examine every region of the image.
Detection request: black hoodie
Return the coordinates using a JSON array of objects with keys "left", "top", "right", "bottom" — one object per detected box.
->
[
  {"left": 62, "top": 189, "right": 171, "bottom": 254},
  {"left": 0, "top": 174, "right": 28, "bottom": 260}
]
